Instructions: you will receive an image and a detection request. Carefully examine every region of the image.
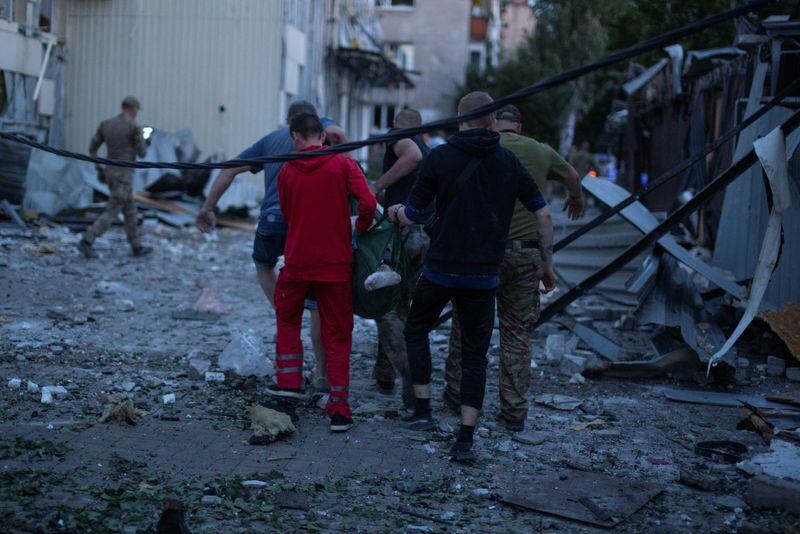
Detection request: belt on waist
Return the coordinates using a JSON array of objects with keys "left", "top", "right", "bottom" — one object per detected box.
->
[{"left": 506, "top": 239, "right": 539, "bottom": 250}]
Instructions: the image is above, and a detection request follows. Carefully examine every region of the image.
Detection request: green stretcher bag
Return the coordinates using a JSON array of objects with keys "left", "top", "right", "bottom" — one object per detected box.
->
[{"left": 352, "top": 213, "right": 407, "bottom": 320}]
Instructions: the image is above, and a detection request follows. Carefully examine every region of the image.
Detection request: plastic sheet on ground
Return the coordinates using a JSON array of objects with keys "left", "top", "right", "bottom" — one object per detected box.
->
[
  {"left": 21, "top": 148, "right": 96, "bottom": 215},
  {"left": 709, "top": 125, "right": 799, "bottom": 371}
]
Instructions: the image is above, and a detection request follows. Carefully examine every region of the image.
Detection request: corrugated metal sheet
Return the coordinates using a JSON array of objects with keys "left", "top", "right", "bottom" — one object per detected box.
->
[
  {"left": 62, "top": 0, "right": 283, "bottom": 161},
  {"left": 713, "top": 105, "right": 800, "bottom": 309}
]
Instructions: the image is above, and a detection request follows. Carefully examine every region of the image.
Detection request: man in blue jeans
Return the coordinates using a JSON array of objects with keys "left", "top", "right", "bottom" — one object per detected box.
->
[
  {"left": 197, "top": 101, "right": 347, "bottom": 393},
  {"left": 388, "top": 92, "right": 555, "bottom": 463}
]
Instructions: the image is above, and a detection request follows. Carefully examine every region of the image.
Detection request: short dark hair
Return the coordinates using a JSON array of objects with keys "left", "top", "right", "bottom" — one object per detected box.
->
[
  {"left": 290, "top": 113, "right": 324, "bottom": 139},
  {"left": 287, "top": 100, "right": 317, "bottom": 121},
  {"left": 458, "top": 91, "right": 494, "bottom": 129},
  {"left": 394, "top": 108, "right": 422, "bottom": 128}
]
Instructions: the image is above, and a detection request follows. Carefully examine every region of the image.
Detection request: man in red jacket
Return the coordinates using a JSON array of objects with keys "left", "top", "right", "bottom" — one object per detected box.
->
[{"left": 274, "top": 113, "right": 377, "bottom": 432}]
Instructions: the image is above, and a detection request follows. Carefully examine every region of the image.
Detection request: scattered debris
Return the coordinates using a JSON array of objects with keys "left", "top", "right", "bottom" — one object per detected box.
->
[
  {"left": 496, "top": 468, "right": 664, "bottom": 528},
  {"left": 572, "top": 418, "right": 604, "bottom": 431},
  {"left": 750, "top": 440, "right": 800, "bottom": 482},
  {"left": 116, "top": 299, "right": 135, "bottom": 312},
  {"left": 26, "top": 381, "right": 39, "bottom": 393},
  {"left": 204, "top": 372, "right": 225, "bottom": 383},
  {"left": 762, "top": 302, "right": 800, "bottom": 361},
  {"left": 188, "top": 358, "right": 211, "bottom": 380},
  {"left": 194, "top": 287, "right": 226, "bottom": 314},
  {"left": 98, "top": 397, "right": 144, "bottom": 425},
  {"left": 218, "top": 330, "right": 273, "bottom": 377},
  {"left": 247, "top": 405, "right": 295, "bottom": 445},
  {"left": 40, "top": 386, "right": 68, "bottom": 404},
  {"left": 7, "top": 378, "right": 21, "bottom": 389},
  {"left": 746, "top": 475, "right": 800, "bottom": 515},
  {"left": 512, "top": 431, "right": 548, "bottom": 446},
  {"left": 557, "top": 315, "right": 624, "bottom": 362},
  {"left": 274, "top": 490, "right": 310, "bottom": 511},
  {"left": 694, "top": 440, "right": 747, "bottom": 464},
  {"left": 162, "top": 394, "right": 176, "bottom": 405},
  {"left": 663, "top": 389, "right": 795, "bottom": 410},
  {"left": 559, "top": 354, "right": 587, "bottom": 377},
  {"left": 545, "top": 334, "right": 566, "bottom": 361},
  {"left": 589, "top": 347, "right": 698, "bottom": 378},
  {"left": 534, "top": 394, "right": 583, "bottom": 411},
  {"left": 766, "top": 355, "right": 786, "bottom": 377},
  {"left": 569, "top": 372, "right": 586, "bottom": 384}
]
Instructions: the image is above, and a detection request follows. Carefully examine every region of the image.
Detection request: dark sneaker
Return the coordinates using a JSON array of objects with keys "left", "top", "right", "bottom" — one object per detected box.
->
[
  {"left": 376, "top": 379, "right": 395, "bottom": 395},
  {"left": 77, "top": 239, "right": 98, "bottom": 259},
  {"left": 500, "top": 417, "right": 525, "bottom": 433},
  {"left": 132, "top": 245, "right": 153, "bottom": 257},
  {"left": 265, "top": 383, "right": 305, "bottom": 400},
  {"left": 263, "top": 398, "right": 299, "bottom": 423},
  {"left": 450, "top": 441, "right": 477, "bottom": 464},
  {"left": 401, "top": 413, "right": 437, "bottom": 431},
  {"left": 330, "top": 413, "right": 353, "bottom": 433},
  {"left": 442, "top": 393, "right": 460, "bottom": 415}
]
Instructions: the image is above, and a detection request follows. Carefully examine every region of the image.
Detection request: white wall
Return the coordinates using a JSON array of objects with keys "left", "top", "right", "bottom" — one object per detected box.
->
[{"left": 62, "top": 0, "right": 283, "bottom": 160}]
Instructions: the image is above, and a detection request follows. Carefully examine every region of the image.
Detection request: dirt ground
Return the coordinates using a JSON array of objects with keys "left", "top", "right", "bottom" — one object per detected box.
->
[{"left": 1, "top": 219, "right": 799, "bottom": 533}]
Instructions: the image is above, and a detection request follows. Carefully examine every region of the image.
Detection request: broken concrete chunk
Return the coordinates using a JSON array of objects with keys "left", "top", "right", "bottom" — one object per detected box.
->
[
  {"left": 569, "top": 372, "right": 586, "bottom": 384},
  {"left": 715, "top": 495, "right": 746, "bottom": 511},
  {"left": 201, "top": 495, "right": 222, "bottom": 505},
  {"left": 534, "top": 393, "right": 582, "bottom": 411},
  {"left": 746, "top": 475, "right": 800, "bottom": 514},
  {"left": 559, "top": 354, "right": 587, "bottom": 376},
  {"left": 204, "top": 372, "right": 225, "bottom": 383},
  {"left": 512, "top": 431, "right": 548, "bottom": 446},
  {"left": 7, "top": 378, "right": 21, "bottom": 389},
  {"left": 41, "top": 385, "right": 68, "bottom": 404},
  {"left": 786, "top": 367, "right": 800, "bottom": 382},
  {"left": 188, "top": 358, "right": 211, "bottom": 380},
  {"left": 162, "top": 393, "right": 176, "bottom": 404},
  {"left": 26, "top": 381, "right": 39, "bottom": 393},
  {"left": 545, "top": 334, "right": 566, "bottom": 361},
  {"left": 121, "top": 381, "right": 135, "bottom": 392},
  {"left": 766, "top": 355, "right": 785, "bottom": 377},
  {"left": 116, "top": 299, "right": 135, "bottom": 312},
  {"left": 242, "top": 480, "right": 268, "bottom": 488},
  {"left": 218, "top": 331, "right": 273, "bottom": 377}
]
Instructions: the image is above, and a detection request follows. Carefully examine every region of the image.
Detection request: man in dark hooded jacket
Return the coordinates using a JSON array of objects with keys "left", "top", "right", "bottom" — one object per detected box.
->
[{"left": 388, "top": 92, "right": 555, "bottom": 462}]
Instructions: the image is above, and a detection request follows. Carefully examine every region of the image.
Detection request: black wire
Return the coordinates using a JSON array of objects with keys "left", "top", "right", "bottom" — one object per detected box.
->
[{"left": 0, "top": 0, "right": 772, "bottom": 171}]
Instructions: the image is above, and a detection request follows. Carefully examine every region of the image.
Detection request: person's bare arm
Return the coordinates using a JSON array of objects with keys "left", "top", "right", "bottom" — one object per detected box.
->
[
  {"left": 561, "top": 166, "right": 586, "bottom": 220},
  {"left": 324, "top": 124, "right": 348, "bottom": 146},
  {"left": 534, "top": 206, "right": 556, "bottom": 293},
  {"left": 371, "top": 139, "right": 422, "bottom": 195},
  {"left": 196, "top": 165, "right": 249, "bottom": 232}
]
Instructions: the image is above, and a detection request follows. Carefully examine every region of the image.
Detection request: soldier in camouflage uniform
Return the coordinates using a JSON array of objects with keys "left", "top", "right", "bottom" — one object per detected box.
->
[
  {"left": 369, "top": 109, "right": 430, "bottom": 407},
  {"left": 445, "top": 104, "right": 586, "bottom": 431},
  {"left": 78, "top": 96, "right": 152, "bottom": 259}
]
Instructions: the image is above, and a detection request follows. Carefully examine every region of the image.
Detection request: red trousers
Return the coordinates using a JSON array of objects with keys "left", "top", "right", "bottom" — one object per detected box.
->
[{"left": 274, "top": 273, "right": 353, "bottom": 418}]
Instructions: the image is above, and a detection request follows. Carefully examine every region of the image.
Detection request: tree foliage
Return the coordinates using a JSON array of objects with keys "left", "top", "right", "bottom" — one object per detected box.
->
[{"left": 458, "top": 0, "right": 775, "bottom": 150}]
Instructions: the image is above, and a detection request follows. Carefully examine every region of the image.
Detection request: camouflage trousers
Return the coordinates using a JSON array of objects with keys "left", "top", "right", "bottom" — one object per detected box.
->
[
  {"left": 372, "top": 226, "right": 430, "bottom": 384},
  {"left": 84, "top": 168, "right": 141, "bottom": 249},
  {"left": 445, "top": 246, "right": 541, "bottom": 422}
]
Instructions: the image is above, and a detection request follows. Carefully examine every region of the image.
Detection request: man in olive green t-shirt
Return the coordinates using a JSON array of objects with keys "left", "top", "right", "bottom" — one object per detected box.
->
[{"left": 445, "top": 104, "right": 586, "bottom": 431}]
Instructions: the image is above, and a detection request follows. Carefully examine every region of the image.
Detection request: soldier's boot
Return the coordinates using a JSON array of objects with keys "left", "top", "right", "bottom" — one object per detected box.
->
[
  {"left": 77, "top": 239, "right": 98, "bottom": 259},
  {"left": 132, "top": 245, "right": 153, "bottom": 258}
]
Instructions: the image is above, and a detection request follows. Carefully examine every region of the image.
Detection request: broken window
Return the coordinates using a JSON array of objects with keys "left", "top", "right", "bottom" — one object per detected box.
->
[
  {"left": 387, "top": 42, "right": 414, "bottom": 71},
  {"left": 0, "top": 0, "right": 11, "bottom": 22},
  {"left": 376, "top": 0, "right": 414, "bottom": 10}
]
